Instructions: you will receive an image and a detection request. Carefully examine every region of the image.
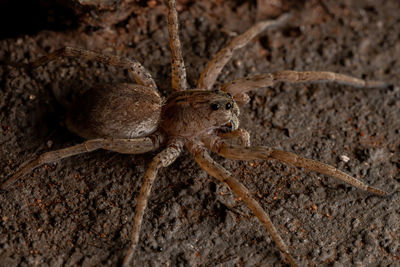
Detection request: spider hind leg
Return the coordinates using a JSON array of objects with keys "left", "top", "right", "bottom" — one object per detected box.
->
[{"left": 2, "top": 136, "right": 164, "bottom": 190}]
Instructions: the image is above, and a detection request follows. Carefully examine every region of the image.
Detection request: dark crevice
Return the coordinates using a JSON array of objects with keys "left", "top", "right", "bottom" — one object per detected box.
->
[{"left": 0, "top": 0, "right": 78, "bottom": 40}]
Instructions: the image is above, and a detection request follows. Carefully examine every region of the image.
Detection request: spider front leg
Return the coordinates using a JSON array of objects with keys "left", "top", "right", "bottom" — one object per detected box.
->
[
  {"left": 18, "top": 46, "right": 156, "bottom": 88},
  {"left": 218, "top": 128, "right": 251, "bottom": 147},
  {"left": 203, "top": 138, "right": 388, "bottom": 196},
  {"left": 122, "top": 142, "right": 182, "bottom": 267},
  {"left": 222, "top": 70, "right": 389, "bottom": 104},
  {"left": 198, "top": 13, "right": 291, "bottom": 90},
  {"left": 167, "top": 0, "right": 188, "bottom": 92},
  {"left": 1, "top": 134, "right": 165, "bottom": 190},
  {"left": 187, "top": 142, "right": 298, "bottom": 267}
]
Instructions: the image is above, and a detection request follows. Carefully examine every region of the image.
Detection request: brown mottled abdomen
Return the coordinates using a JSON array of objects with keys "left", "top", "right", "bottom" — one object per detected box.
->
[{"left": 66, "top": 83, "right": 162, "bottom": 139}]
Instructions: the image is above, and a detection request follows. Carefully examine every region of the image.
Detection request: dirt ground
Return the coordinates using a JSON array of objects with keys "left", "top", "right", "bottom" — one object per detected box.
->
[{"left": 0, "top": 0, "right": 399, "bottom": 266}]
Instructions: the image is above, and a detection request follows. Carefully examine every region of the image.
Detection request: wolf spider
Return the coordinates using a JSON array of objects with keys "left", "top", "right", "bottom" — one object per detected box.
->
[{"left": 2, "top": 0, "right": 389, "bottom": 266}]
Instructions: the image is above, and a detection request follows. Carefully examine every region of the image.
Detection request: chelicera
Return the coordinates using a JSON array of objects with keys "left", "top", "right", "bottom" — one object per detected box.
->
[{"left": 2, "top": 1, "right": 390, "bottom": 266}]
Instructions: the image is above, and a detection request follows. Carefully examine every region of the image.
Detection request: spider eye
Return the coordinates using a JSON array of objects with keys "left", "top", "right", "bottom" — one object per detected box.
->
[
  {"left": 225, "top": 103, "right": 231, "bottom": 110},
  {"left": 211, "top": 103, "right": 221, "bottom": 110}
]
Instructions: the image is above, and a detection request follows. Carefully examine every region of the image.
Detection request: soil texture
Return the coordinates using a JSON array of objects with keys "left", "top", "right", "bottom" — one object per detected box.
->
[{"left": 0, "top": 0, "right": 399, "bottom": 266}]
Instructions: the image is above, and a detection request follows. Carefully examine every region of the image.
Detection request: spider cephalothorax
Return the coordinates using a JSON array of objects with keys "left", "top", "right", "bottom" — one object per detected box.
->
[
  {"left": 2, "top": 0, "right": 391, "bottom": 266},
  {"left": 161, "top": 90, "right": 240, "bottom": 139}
]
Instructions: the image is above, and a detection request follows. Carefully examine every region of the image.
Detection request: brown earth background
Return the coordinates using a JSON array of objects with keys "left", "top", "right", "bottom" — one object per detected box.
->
[{"left": 0, "top": 0, "right": 399, "bottom": 266}]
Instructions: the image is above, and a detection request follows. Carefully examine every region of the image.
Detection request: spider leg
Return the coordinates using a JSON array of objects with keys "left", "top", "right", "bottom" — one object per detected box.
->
[
  {"left": 167, "top": 0, "right": 188, "bottom": 92},
  {"left": 122, "top": 142, "right": 182, "bottom": 267},
  {"left": 1, "top": 134, "right": 165, "bottom": 190},
  {"left": 187, "top": 142, "right": 298, "bottom": 267},
  {"left": 203, "top": 139, "right": 388, "bottom": 196},
  {"left": 197, "top": 13, "right": 291, "bottom": 90},
  {"left": 222, "top": 71, "right": 388, "bottom": 104},
  {"left": 218, "top": 128, "right": 251, "bottom": 147},
  {"left": 19, "top": 46, "right": 156, "bottom": 88}
]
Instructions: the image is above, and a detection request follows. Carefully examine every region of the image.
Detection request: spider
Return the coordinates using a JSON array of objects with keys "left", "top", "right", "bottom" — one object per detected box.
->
[{"left": 1, "top": 0, "right": 390, "bottom": 266}]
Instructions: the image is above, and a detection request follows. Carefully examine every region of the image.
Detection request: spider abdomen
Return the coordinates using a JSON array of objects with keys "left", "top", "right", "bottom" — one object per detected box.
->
[{"left": 66, "top": 83, "right": 162, "bottom": 139}]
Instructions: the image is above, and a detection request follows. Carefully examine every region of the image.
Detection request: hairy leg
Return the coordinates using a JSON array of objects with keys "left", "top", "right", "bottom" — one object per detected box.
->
[
  {"left": 15, "top": 46, "right": 156, "bottom": 88},
  {"left": 222, "top": 71, "right": 389, "bottom": 103},
  {"left": 198, "top": 14, "right": 290, "bottom": 90},
  {"left": 203, "top": 139, "right": 388, "bottom": 196},
  {"left": 187, "top": 142, "right": 298, "bottom": 267},
  {"left": 167, "top": 0, "right": 188, "bottom": 92},
  {"left": 218, "top": 128, "right": 251, "bottom": 147},
  {"left": 122, "top": 142, "right": 183, "bottom": 267},
  {"left": 1, "top": 134, "right": 165, "bottom": 190}
]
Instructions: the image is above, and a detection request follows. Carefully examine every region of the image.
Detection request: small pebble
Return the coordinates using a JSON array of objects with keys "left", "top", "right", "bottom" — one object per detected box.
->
[
  {"left": 47, "top": 140, "right": 53, "bottom": 148},
  {"left": 340, "top": 155, "right": 350, "bottom": 162}
]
